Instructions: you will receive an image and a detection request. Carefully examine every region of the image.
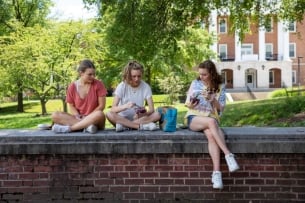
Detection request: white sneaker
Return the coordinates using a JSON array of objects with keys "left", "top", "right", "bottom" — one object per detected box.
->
[
  {"left": 116, "top": 123, "right": 127, "bottom": 132},
  {"left": 225, "top": 153, "right": 240, "bottom": 172},
  {"left": 84, "top": 124, "right": 98, "bottom": 134},
  {"left": 212, "top": 171, "right": 223, "bottom": 189},
  {"left": 52, "top": 124, "right": 71, "bottom": 133},
  {"left": 140, "top": 122, "right": 158, "bottom": 131},
  {"left": 37, "top": 124, "right": 51, "bottom": 130}
]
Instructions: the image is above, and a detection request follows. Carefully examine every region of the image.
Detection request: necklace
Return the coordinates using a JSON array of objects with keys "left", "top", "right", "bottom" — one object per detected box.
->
[
  {"left": 130, "top": 84, "right": 140, "bottom": 93},
  {"left": 131, "top": 87, "right": 138, "bottom": 93}
]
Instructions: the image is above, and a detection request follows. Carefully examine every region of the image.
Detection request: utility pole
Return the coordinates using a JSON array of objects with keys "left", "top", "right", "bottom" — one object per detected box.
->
[{"left": 298, "top": 56, "right": 303, "bottom": 94}]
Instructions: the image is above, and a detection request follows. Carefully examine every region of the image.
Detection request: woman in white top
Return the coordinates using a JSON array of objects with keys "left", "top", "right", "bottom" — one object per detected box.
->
[{"left": 106, "top": 60, "right": 160, "bottom": 132}]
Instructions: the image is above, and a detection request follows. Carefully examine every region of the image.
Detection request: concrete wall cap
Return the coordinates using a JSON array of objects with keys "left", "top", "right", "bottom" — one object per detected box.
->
[{"left": 0, "top": 127, "right": 304, "bottom": 154}]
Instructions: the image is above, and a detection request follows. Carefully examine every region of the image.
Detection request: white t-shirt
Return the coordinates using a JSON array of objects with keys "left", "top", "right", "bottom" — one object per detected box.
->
[{"left": 114, "top": 81, "right": 152, "bottom": 120}]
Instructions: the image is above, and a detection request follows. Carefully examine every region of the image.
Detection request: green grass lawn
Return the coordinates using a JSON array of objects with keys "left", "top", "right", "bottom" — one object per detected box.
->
[
  {"left": 0, "top": 95, "right": 187, "bottom": 129},
  {"left": 1, "top": 95, "right": 305, "bottom": 129}
]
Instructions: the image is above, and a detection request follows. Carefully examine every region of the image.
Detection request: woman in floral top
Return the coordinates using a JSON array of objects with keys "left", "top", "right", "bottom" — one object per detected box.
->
[{"left": 184, "top": 60, "right": 239, "bottom": 189}]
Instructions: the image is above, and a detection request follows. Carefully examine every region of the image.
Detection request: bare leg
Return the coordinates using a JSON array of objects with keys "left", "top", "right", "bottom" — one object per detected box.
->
[
  {"left": 51, "top": 111, "right": 78, "bottom": 126},
  {"left": 204, "top": 129, "right": 221, "bottom": 171},
  {"left": 70, "top": 111, "right": 105, "bottom": 130},
  {"left": 133, "top": 112, "right": 161, "bottom": 124},
  {"left": 189, "top": 116, "right": 231, "bottom": 155},
  {"left": 106, "top": 111, "right": 140, "bottom": 129},
  {"left": 51, "top": 111, "right": 105, "bottom": 131},
  {"left": 106, "top": 111, "right": 160, "bottom": 129}
]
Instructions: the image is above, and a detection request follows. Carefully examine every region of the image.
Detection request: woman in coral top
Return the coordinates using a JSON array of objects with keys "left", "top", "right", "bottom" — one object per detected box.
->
[{"left": 51, "top": 59, "right": 107, "bottom": 134}]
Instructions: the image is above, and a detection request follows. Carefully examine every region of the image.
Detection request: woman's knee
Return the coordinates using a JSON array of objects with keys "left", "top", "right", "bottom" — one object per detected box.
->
[
  {"left": 207, "top": 118, "right": 219, "bottom": 129},
  {"left": 94, "top": 110, "right": 105, "bottom": 119},
  {"left": 204, "top": 130, "right": 216, "bottom": 142},
  {"left": 51, "top": 111, "right": 62, "bottom": 122},
  {"left": 106, "top": 111, "right": 115, "bottom": 122},
  {"left": 152, "top": 111, "right": 161, "bottom": 121}
]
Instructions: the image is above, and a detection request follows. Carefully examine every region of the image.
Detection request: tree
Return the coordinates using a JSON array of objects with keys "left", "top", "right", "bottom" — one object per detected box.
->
[
  {"left": 86, "top": 0, "right": 305, "bottom": 45},
  {"left": 0, "top": 21, "right": 103, "bottom": 115},
  {"left": 0, "top": 0, "right": 53, "bottom": 34},
  {"left": 84, "top": 0, "right": 216, "bottom": 88},
  {"left": 157, "top": 26, "right": 214, "bottom": 103},
  {"left": 0, "top": 0, "right": 53, "bottom": 112},
  {"left": 82, "top": 0, "right": 305, "bottom": 90}
]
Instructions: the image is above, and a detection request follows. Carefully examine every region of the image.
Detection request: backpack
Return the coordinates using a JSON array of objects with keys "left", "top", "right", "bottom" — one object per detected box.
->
[{"left": 157, "top": 106, "right": 177, "bottom": 132}]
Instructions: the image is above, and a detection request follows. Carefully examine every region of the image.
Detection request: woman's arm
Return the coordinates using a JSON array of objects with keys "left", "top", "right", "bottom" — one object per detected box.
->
[
  {"left": 110, "top": 95, "right": 134, "bottom": 113},
  {"left": 145, "top": 97, "right": 155, "bottom": 116},
  {"left": 93, "top": 96, "right": 106, "bottom": 112},
  {"left": 68, "top": 103, "right": 81, "bottom": 119}
]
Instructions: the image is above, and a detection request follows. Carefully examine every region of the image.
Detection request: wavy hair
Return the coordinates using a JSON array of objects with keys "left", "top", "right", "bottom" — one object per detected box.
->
[
  {"left": 197, "top": 60, "right": 222, "bottom": 92},
  {"left": 122, "top": 60, "right": 144, "bottom": 85}
]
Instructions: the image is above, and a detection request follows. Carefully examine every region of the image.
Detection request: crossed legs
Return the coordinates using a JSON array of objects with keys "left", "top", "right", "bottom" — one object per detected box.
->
[
  {"left": 106, "top": 111, "right": 160, "bottom": 130},
  {"left": 51, "top": 110, "right": 106, "bottom": 131}
]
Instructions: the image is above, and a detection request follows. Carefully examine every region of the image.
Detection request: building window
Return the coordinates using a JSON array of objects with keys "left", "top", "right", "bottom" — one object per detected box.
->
[
  {"left": 289, "top": 43, "right": 296, "bottom": 58},
  {"left": 241, "top": 44, "right": 253, "bottom": 55},
  {"left": 219, "top": 18, "right": 227, "bottom": 33},
  {"left": 292, "top": 70, "right": 296, "bottom": 84},
  {"left": 221, "top": 70, "right": 227, "bottom": 84},
  {"left": 288, "top": 21, "right": 296, "bottom": 32},
  {"left": 269, "top": 70, "right": 274, "bottom": 84},
  {"left": 265, "top": 43, "right": 273, "bottom": 59},
  {"left": 219, "top": 44, "right": 227, "bottom": 60}
]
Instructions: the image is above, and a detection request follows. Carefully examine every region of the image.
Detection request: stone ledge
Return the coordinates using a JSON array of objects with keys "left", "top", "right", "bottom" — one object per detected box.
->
[{"left": 0, "top": 127, "right": 305, "bottom": 154}]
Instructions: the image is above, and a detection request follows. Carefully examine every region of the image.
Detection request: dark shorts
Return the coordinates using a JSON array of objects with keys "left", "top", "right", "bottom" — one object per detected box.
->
[
  {"left": 187, "top": 115, "right": 196, "bottom": 127},
  {"left": 187, "top": 114, "right": 219, "bottom": 131}
]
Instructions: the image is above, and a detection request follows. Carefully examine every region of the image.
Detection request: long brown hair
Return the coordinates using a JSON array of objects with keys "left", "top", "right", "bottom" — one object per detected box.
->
[
  {"left": 122, "top": 60, "right": 144, "bottom": 85},
  {"left": 197, "top": 60, "right": 222, "bottom": 92}
]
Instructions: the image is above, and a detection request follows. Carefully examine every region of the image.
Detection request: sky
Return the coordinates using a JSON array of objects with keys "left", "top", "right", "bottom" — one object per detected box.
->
[{"left": 49, "top": 0, "right": 98, "bottom": 21}]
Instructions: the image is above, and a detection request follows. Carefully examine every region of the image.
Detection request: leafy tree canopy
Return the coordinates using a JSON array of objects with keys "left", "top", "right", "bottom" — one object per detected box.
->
[
  {"left": 0, "top": 0, "right": 53, "bottom": 34},
  {"left": 85, "top": 0, "right": 305, "bottom": 40}
]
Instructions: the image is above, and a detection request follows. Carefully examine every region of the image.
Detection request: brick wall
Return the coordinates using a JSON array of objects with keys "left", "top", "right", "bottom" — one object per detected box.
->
[
  {"left": 0, "top": 128, "right": 305, "bottom": 202},
  {"left": 0, "top": 153, "right": 305, "bottom": 202}
]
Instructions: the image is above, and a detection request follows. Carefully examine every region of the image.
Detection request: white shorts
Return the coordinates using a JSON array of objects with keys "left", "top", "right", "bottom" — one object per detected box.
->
[{"left": 118, "top": 109, "right": 136, "bottom": 121}]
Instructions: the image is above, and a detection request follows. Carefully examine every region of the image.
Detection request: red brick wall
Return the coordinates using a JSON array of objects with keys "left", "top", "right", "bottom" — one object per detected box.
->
[{"left": 0, "top": 153, "right": 304, "bottom": 202}]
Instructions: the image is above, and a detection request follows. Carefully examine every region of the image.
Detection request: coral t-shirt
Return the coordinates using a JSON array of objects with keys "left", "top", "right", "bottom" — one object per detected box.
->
[{"left": 66, "top": 79, "right": 107, "bottom": 116}]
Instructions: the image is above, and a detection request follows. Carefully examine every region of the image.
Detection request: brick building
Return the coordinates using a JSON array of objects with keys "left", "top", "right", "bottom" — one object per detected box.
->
[{"left": 210, "top": 11, "right": 305, "bottom": 90}]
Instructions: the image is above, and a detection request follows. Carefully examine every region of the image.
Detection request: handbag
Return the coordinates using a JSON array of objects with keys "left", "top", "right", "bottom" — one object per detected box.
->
[{"left": 157, "top": 106, "right": 177, "bottom": 132}]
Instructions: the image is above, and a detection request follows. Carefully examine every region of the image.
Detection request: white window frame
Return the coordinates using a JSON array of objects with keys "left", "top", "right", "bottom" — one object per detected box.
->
[
  {"left": 289, "top": 43, "right": 296, "bottom": 58},
  {"left": 219, "top": 18, "right": 227, "bottom": 33},
  {"left": 219, "top": 44, "right": 227, "bottom": 59},
  {"left": 288, "top": 21, "right": 296, "bottom": 32},
  {"left": 292, "top": 70, "right": 297, "bottom": 84},
  {"left": 241, "top": 44, "right": 253, "bottom": 56},
  {"left": 265, "top": 43, "right": 273, "bottom": 58}
]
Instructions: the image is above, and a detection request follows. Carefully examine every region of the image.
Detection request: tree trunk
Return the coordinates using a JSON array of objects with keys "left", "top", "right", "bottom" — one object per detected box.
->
[
  {"left": 62, "top": 97, "right": 67, "bottom": 112},
  {"left": 17, "top": 90, "right": 24, "bottom": 112},
  {"left": 40, "top": 99, "right": 47, "bottom": 115}
]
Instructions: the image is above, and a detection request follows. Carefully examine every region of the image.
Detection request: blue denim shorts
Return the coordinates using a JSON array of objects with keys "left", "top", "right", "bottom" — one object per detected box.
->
[{"left": 187, "top": 115, "right": 196, "bottom": 127}]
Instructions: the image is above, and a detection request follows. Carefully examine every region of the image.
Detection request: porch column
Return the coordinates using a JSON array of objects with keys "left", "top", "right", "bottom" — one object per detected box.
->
[
  {"left": 278, "top": 21, "right": 290, "bottom": 61},
  {"left": 209, "top": 10, "right": 218, "bottom": 55},
  {"left": 235, "top": 32, "right": 241, "bottom": 61},
  {"left": 259, "top": 28, "right": 266, "bottom": 61}
]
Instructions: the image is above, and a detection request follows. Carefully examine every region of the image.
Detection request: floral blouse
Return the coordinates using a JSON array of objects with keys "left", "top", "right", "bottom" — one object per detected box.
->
[{"left": 184, "top": 79, "right": 226, "bottom": 123}]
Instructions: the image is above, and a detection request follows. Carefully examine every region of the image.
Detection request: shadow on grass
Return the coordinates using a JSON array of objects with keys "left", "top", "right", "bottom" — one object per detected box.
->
[
  {"left": 0, "top": 113, "right": 51, "bottom": 129},
  {"left": 0, "top": 101, "right": 40, "bottom": 115}
]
